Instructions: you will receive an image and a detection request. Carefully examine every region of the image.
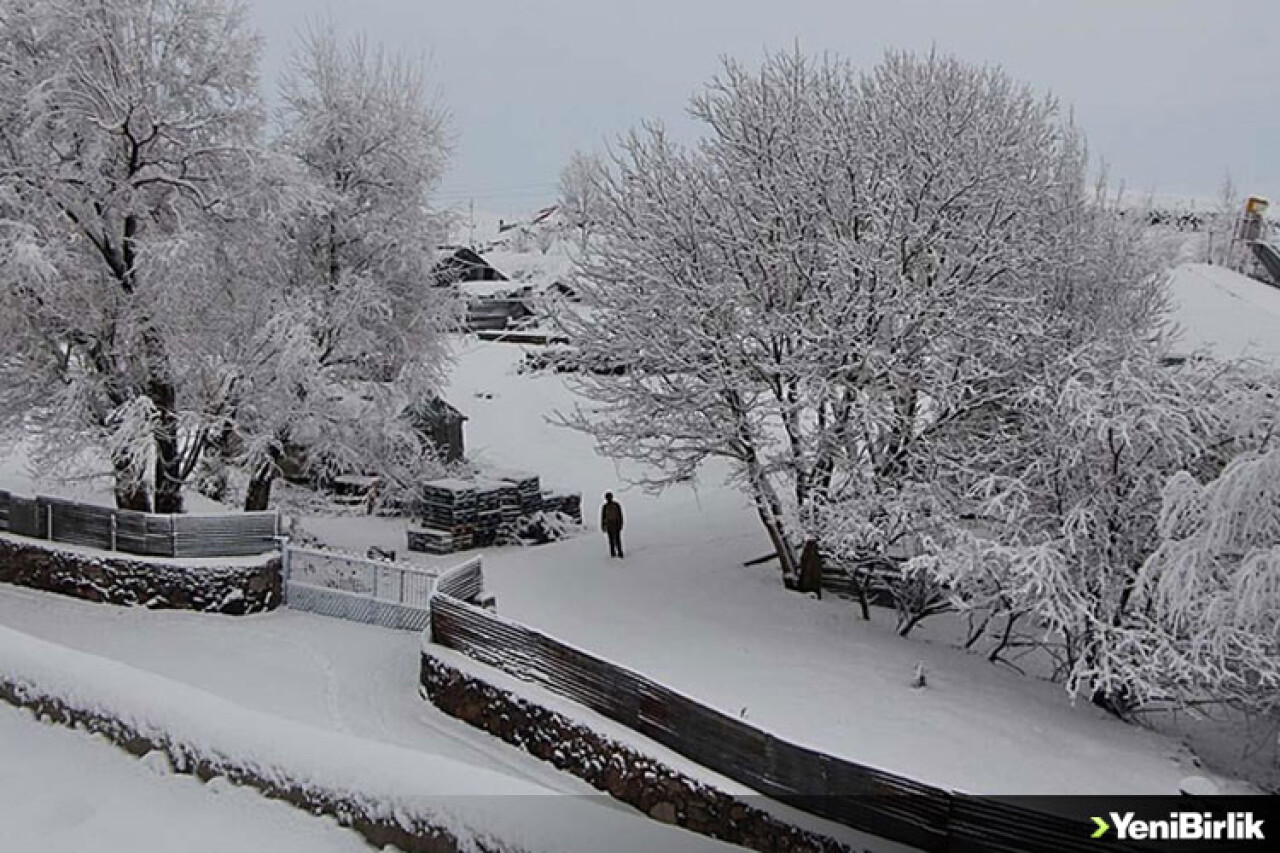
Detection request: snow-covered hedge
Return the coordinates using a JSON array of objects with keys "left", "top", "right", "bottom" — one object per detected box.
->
[{"left": 0, "top": 625, "right": 738, "bottom": 853}]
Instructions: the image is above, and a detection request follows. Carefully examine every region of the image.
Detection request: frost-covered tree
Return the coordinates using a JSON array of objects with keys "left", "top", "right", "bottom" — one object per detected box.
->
[
  {"left": 927, "top": 349, "right": 1278, "bottom": 714},
  {"left": 1205, "top": 172, "right": 1241, "bottom": 267},
  {"left": 236, "top": 25, "right": 458, "bottom": 509},
  {"left": 558, "top": 49, "right": 1160, "bottom": 584},
  {"left": 1142, "top": 440, "right": 1280, "bottom": 716},
  {"left": 557, "top": 151, "right": 606, "bottom": 248},
  {"left": 0, "top": 0, "right": 263, "bottom": 512}
]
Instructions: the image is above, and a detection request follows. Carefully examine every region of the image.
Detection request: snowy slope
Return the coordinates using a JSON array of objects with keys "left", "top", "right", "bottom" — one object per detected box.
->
[
  {"left": 0, "top": 583, "right": 587, "bottom": 792},
  {"left": 0, "top": 620, "right": 745, "bottom": 853},
  {"left": 434, "top": 340, "right": 1233, "bottom": 795},
  {"left": 281, "top": 339, "right": 1243, "bottom": 795},
  {"left": 0, "top": 703, "right": 372, "bottom": 853},
  {"left": 1165, "top": 262, "right": 1280, "bottom": 364}
]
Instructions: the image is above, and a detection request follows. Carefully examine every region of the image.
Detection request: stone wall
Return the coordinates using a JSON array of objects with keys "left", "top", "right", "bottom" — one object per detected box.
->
[
  {"left": 420, "top": 651, "right": 858, "bottom": 853},
  {"left": 0, "top": 683, "right": 492, "bottom": 853},
  {"left": 0, "top": 533, "right": 280, "bottom": 614}
]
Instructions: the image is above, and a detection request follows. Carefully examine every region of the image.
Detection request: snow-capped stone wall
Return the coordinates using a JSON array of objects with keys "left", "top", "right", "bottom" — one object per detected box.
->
[
  {"left": 419, "top": 651, "right": 852, "bottom": 853},
  {"left": 0, "top": 533, "right": 281, "bottom": 613}
]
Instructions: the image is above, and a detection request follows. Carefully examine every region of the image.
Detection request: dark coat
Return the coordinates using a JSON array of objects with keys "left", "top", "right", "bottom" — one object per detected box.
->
[{"left": 601, "top": 500, "right": 624, "bottom": 531}]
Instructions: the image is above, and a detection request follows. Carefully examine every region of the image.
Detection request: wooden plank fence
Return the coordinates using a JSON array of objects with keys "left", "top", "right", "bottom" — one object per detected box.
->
[
  {"left": 428, "top": 592, "right": 1135, "bottom": 853},
  {"left": 0, "top": 491, "right": 278, "bottom": 559}
]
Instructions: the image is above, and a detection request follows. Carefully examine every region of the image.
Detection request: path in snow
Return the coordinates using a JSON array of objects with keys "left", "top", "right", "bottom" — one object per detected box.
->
[{"left": 0, "top": 584, "right": 594, "bottom": 795}]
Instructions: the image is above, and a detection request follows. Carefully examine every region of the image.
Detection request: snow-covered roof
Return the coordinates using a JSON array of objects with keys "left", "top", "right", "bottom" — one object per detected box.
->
[{"left": 1165, "top": 263, "right": 1280, "bottom": 365}]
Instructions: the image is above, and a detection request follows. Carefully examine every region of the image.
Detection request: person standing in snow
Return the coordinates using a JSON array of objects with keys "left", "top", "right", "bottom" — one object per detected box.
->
[{"left": 601, "top": 492, "right": 624, "bottom": 558}]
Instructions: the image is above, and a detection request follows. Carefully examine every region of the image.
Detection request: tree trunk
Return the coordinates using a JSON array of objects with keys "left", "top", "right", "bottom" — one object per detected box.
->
[
  {"left": 244, "top": 465, "right": 275, "bottom": 512},
  {"left": 798, "top": 538, "right": 823, "bottom": 596},
  {"left": 113, "top": 461, "right": 151, "bottom": 512},
  {"left": 145, "top": 332, "right": 184, "bottom": 515},
  {"left": 152, "top": 402, "right": 184, "bottom": 514},
  {"left": 754, "top": 500, "right": 798, "bottom": 587}
]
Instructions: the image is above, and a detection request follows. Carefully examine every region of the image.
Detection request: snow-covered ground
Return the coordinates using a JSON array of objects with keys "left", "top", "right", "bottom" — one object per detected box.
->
[
  {"left": 303, "top": 338, "right": 1246, "bottom": 796},
  {"left": 0, "top": 583, "right": 587, "bottom": 793},
  {"left": 0, "top": 327, "right": 1260, "bottom": 811},
  {"left": 1166, "top": 262, "right": 1280, "bottom": 365},
  {"left": 0, "top": 702, "right": 372, "bottom": 853},
  {"left": 0, "top": 618, "right": 748, "bottom": 853}
]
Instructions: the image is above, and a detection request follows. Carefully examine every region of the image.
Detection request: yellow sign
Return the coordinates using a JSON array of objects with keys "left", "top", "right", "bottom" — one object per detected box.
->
[{"left": 1245, "top": 196, "right": 1269, "bottom": 215}]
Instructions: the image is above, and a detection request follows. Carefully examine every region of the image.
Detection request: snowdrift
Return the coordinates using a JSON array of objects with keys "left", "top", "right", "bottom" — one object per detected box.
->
[{"left": 0, "top": 623, "right": 738, "bottom": 853}]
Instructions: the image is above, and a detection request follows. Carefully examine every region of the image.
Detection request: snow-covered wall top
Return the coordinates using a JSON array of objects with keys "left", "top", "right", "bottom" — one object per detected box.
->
[{"left": 0, "top": 624, "right": 740, "bottom": 853}]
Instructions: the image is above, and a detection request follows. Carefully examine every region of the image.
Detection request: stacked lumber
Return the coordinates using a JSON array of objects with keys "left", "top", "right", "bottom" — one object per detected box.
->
[
  {"left": 473, "top": 479, "right": 509, "bottom": 547},
  {"left": 541, "top": 491, "right": 583, "bottom": 524},
  {"left": 420, "top": 479, "right": 478, "bottom": 529},
  {"left": 408, "top": 476, "right": 580, "bottom": 554},
  {"left": 406, "top": 525, "right": 458, "bottom": 556},
  {"left": 485, "top": 469, "right": 542, "bottom": 515}
]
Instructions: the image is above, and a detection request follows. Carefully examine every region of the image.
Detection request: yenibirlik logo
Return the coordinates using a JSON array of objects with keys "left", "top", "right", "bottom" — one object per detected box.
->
[{"left": 1090, "top": 811, "right": 1265, "bottom": 842}]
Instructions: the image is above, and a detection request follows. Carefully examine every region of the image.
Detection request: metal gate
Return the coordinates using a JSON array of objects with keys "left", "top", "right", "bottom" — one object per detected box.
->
[{"left": 281, "top": 543, "right": 442, "bottom": 631}]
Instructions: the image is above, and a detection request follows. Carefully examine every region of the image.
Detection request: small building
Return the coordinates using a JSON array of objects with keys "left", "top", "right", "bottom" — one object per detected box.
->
[
  {"left": 465, "top": 296, "right": 534, "bottom": 331},
  {"left": 407, "top": 396, "right": 467, "bottom": 463},
  {"left": 431, "top": 247, "right": 508, "bottom": 287}
]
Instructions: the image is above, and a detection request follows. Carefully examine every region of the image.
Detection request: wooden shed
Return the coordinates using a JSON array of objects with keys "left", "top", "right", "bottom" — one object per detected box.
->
[
  {"left": 431, "top": 247, "right": 508, "bottom": 287},
  {"left": 408, "top": 396, "right": 467, "bottom": 463}
]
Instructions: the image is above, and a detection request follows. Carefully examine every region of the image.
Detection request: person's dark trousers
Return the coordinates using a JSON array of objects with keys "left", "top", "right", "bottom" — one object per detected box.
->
[{"left": 606, "top": 526, "right": 624, "bottom": 558}]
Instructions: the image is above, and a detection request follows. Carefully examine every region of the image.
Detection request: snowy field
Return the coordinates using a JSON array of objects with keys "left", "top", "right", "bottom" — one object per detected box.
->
[
  {"left": 0, "top": 328, "right": 1258, "bottom": 804},
  {"left": 0, "top": 702, "right": 372, "bottom": 853},
  {"left": 304, "top": 338, "right": 1247, "bottom": 796},
  {"left": 1166, "top": 262, "right": 1280, "bottom": 365}
]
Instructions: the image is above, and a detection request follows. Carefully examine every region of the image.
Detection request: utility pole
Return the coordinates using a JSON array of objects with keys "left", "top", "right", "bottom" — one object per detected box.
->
[{"left": 469, "top": 198, "right": 475, "bottom": 248}]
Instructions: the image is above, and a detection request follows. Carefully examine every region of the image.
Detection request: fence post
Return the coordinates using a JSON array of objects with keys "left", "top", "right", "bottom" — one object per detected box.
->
[
  {"left": 110, "top": 512, "right": 117, "bottom": 552},
  {"left": 398, "top": 567, "right": 406, "bottom": 604},
  {"left": 45, "top": 501, "right": 53, "bottom": 541},
  {"left": 278, "top": 538, "right": 291, "bottom": 581}
]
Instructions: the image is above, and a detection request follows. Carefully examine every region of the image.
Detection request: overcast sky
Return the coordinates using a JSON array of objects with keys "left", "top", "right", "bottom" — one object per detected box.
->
[{"left": 244, "top": 0, "right": 1278, "bottom": 215}]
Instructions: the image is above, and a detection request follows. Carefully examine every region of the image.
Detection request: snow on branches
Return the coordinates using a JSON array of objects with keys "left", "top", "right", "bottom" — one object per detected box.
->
[
  {"left": 558, "top": 49, "right": 1161, "bottom": 586},
  {"left": 930, "top": 350, "right": 1280, "bottom": 716},
  {"left": 0, "top": 5, "right": 458, "bottom": 512},
  {"left": 0, "top": 0, "right": 264, "bottom": 511}
]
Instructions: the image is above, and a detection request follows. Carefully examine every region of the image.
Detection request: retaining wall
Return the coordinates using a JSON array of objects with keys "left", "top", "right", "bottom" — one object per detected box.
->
[{"left": 0, "top": 533, "right": 281, "bottom": 613}]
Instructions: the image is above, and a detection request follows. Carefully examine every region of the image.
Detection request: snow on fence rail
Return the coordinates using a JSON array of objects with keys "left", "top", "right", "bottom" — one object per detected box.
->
[
  {"left": 282, "top": 546, "right": 483, "bottom": 632},
  {"left": 427, "top": 593, "right": 1125, "bottom": 853},
  {"left": 434, "top": 555, "right": 483, "bottom": 602},
  {"left": 0, "top": 490, "right": 279, "bottom": 558}
]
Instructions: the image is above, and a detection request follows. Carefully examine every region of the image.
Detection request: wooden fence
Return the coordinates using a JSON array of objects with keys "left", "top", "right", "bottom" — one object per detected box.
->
[
  {"left": 429, "top": 592, "right": 1136, "bottom": 853},
  {"left": 0, "top": 490, "right": 279, "bottom": 558}
]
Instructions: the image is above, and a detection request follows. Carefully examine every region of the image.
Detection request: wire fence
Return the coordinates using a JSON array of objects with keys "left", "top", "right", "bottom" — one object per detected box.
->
[{"left": 0, "top": 490, "right": 279, "bottom": 558}]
